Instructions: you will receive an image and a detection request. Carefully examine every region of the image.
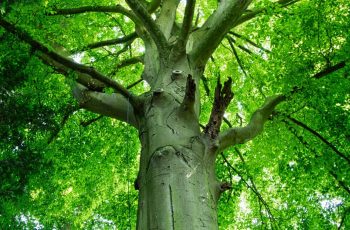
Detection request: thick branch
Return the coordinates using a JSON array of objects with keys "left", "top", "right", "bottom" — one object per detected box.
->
[
  {"left": 117, "top": 56, "right": 144, "bottom": 69},
  {"left": 125, "top": 0, "right": 169, "bottom": 59},
  {"left": 174, "top": 0, "right": 196, "bottom": 53},
  {"left": 205, "top": 78, "right": 234, "bottom": 139},
  {"left": 189, "top": 0, "right": 253, "bottom": 65},
  {"left": 287, "top": 116, "right": 350, "bottom": 165},
  {"left": 156, "top": 0, "right": 180, "bottom": 40},
  {"left": 0, "top": 18, "right": 135, "bottom": 103},
  {"left": 73, "top": 84, "right": 138, "bottom": 127},
  {"left": 81, "top": 32, "right": 137, "bottom": 51},
  {"left": 39, "top": 53, "right": 106, "bottom": 92},
  {"left": 218, "top": 95, "right": 285, "bottom": 151}
]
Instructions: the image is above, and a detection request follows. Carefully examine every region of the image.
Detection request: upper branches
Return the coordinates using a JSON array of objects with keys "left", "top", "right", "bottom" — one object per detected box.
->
[
  {"left": 173, "top": 0, "right": 196, "bottom": 55},
  {"left": 189, "top": 0, "right": 253, "bottom": 65},
  {"left": 125, "top": 0, "right": 169, "bottom": 60}
]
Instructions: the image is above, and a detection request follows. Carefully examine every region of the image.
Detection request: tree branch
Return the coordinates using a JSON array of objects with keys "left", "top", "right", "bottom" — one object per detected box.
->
[
  {"left": 220, "top": 152, "right": 276, "bottom": 224},
  {"left": 156, "top": 0, "right": 180, "bottom": 40},
  {"left": 189, "top": 0, "right": 253, "bottom": 65},
  {"left": 48, "top": 105, "right": 79, "bottom": 144},
  {"left": 39, "top": 53, "right": 106, "bottom": 92},
  {"left": 109, "top": 56, "right": 144, "bottom": 77},
  {"left": 285, "top": 122, "right": 350, "bottom": 197},
  {"left": 146, "top": 0, "right": 162, "bottom": 13},
  {"left": 287, "top": 116, "right": 350, "bottom": 165},
  {"left": 125, "top": 0, "right": 169, "bottom": 59},
  {"left": 80, "top": 32, "right": 137, "bottom": 51},
  {"left": 235, "top": 0, "right": 301, "bottom": 27},
  {"left": 313, "top": 61, "right": 346, "bottom": 79},
  {"left": 49, "top": 5, "right": 137, "bottom": 20},
  {"left": 226, "top": 37, "right": 248, "bottom": 78},
  {"left": 73, "top": 84, "right": 138, "bottom": 127},
  {"left": 173, "top": 0, "right": 196, "bottom": 54},
  {"left": 80, "top": 115, "right": 104, "bottom": 128},
  {"left": 218, "top": 95, "right": 285, "bottom": 152},
  {"left": 229, "top": 31, "right": 271, "bottom": 53},
  {"left": 0, "top": 18, "right": 136, "bottom": 103}
]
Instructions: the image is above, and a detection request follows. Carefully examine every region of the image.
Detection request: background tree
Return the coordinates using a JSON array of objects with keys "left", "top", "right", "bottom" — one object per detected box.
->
[{"left": 0, "top": 0, "right": 349, "bottom": 229}]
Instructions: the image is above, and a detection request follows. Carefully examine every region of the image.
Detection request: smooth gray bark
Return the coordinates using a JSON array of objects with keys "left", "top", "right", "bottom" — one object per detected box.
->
[{"left": 134, "top": 59, "right": 221, "bottom": 229}]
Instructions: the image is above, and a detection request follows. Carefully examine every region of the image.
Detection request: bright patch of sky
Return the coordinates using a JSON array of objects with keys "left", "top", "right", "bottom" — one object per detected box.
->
[
  {"left": 71, "top": 52, "right": 84, "bottom": 64},
  {"left": 320, "top": 197, "right": 343, "bottom": 211},
  {"left": 16, "top": 213, "right": 44, "bottom": 230},
  {"left": 239, "top": 192, "right": 251, "bottom": 215}
]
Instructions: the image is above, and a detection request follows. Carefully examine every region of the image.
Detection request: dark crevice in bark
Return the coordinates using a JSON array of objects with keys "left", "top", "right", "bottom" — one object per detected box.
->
[
  {"left": 181, "top": 74, "right": 196, "bottom": 111},
  {"left": 175, "top": 150, "right": 191, "bottom": 168},
  {"left": 169, "top": 184, "right": 175, "bottom": 230},
  {"left": 204, "top": 77, "right": 234, "bottom": 139}
]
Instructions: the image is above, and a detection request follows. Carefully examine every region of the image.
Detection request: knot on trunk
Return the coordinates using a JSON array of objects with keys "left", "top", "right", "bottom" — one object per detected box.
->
[{"left": 219, "top": 182, "right": 232, "bottom": 193}]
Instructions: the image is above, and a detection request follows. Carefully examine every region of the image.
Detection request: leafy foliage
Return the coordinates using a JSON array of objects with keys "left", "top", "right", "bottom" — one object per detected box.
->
[{"left": 0, "top": 0, "right": 349, "bottom": 229}]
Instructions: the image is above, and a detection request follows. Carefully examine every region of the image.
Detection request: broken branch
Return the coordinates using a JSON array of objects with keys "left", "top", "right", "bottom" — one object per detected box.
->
[{"left": 205, "top": 77, "right": 234, "bottom": 139}]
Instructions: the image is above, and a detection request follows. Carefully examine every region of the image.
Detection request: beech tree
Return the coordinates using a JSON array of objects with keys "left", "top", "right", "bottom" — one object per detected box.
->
[{"left": 0, "top": 0, "right": 349, "bottom": 229}]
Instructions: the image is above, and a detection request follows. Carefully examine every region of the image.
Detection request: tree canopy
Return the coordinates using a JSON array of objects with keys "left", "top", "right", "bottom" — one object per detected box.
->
[{"left": 0, "top": 0, "right": 350, "bottom": 229}]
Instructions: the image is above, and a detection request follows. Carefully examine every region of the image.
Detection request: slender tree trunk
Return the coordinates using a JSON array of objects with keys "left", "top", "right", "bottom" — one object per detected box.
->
[{"left": 134, "top": 59, "right": 222, "bottom": 229}]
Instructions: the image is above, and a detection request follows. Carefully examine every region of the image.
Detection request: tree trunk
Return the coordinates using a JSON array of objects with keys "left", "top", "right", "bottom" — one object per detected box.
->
[{"left": 134, "top": 60, "right": 222, "bottom": 229}]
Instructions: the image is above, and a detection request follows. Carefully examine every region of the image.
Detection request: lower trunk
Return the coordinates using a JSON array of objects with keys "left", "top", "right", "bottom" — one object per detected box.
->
[
  {"left": 134, "top": 61, "right": 221, "bottom": 229},
  {"left": 136, "top": 145, "right": 220, "bottom": 229}
]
